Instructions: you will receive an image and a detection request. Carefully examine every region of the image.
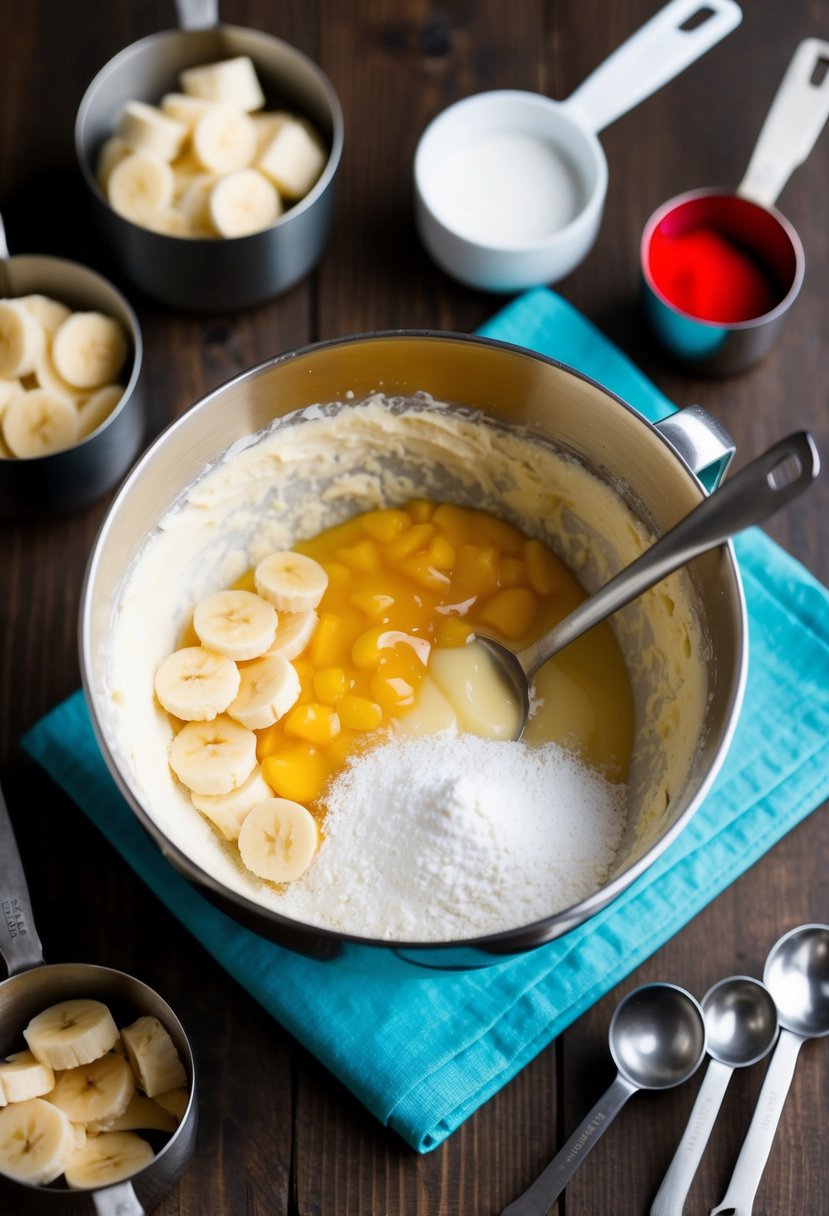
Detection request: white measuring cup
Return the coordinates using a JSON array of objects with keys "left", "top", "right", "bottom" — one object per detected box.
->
[{"left": 414, "top": 0, "right": 742, "bottom": 292}]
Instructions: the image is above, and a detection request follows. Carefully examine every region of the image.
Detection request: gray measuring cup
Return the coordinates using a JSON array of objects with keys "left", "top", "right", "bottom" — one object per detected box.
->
[
  {"left": 0, "top": 781, "right": 197, "bottom": 1214},
  {"left": 74, "top": 0, "right": 343, "bottom": 311}
]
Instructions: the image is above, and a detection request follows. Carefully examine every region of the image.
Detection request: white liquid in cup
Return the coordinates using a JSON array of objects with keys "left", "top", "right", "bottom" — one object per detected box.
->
[{"left": 424, "top": 131, "right": 583, "bottom": 247}]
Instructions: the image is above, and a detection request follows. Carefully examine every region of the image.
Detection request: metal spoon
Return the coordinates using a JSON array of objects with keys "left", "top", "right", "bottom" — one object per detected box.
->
[
  {"left": 650, "top": 976, "right": 779, "bottom": 1216},
  {"left": 500, "top": 983, "right": 707, "bottom": 1216},
  {"left": 468, "top": 431, "right": 818, "bottom": 740},
  {"left": 709, "top": 924, "right": 829, "bottom": 1216}
]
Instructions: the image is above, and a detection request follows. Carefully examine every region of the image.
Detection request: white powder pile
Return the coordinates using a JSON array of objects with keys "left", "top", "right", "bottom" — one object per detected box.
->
[{"left": 273, "top": 734, "right": 628, "bottom": 941}]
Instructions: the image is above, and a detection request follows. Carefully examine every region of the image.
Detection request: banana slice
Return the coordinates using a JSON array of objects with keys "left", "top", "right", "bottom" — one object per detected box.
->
[
  {"left": 0, "top": 376, "right": 22, "bottom": 413},
  {"left": 227, "top": 653, "right": 301, "bottom": 730},
  {"left": 107, "top": 149, "right": 175, "bottom": 226},
  {"left": 255, "top": 551, "right": 329, "bottom": 613},
  {"left": 77, "top": 383, "right": 124, "bottom": 439},
  {"left": 34, "top": 345, "right": 89, "bottom": 405},
  {"left": 0, "top": 299, "right": 46, "bottom": 378},
  {"left": 161, "top": 91, "right": 216, "bottom": 129},
  {"left": 143, "top": 206, "right": 197, "bottom": 238},
  {"left": 191, "top": 764, "right": 274, "bottom": 841},
  {"left": 257, "top": 118, "right": 327, "bottom": 200},
  {"left": 168, "top": 714, "right": 257, "bottom": 795},
  {"left": 47, "top": 1052, "right": 134, "bottom": 1127},
  {"left": 155, "top": 645, "right": 240, "bottom": 721},
  {"left": 153, "top": 1086, "right": 189, "bottom": 1123},
  {"left": 238, "top": 797, "right": 319, "bottom": 883},
  {"left": 0, "top": 1097, "right": 76, "bottom": 1185},
  {"left": 97, "top": 1091, "right": 177, "bottom": 1134},
  {"left": 252, "top": 110, "right": 290, "bottom": 156},
  {"left": 0, "top": 1051, "right": 55, "bottom": 1104},
  {"left": 193, "top": 589, "right": 276, "bottom": 661},
  {"left": 51, "top": 311, "right": 128, "bottom": 391},
  {"left": 180, "top": 55, "right": 266, "bottom": 112},
  {"left": 24, "top": 999, "right": 119, "bottom": 1072},
  {"left": 208, "top": 168, "right": 281, "bottom": 238},
  {"left": 95, "top": 135, "right": 133, "bottom": 192},
  {"left": 176, "top": 173, "right": 218, "bottom": 233},
  {"left": 192, "top": 105, "right": 258, "bottom": 174},
  {"left": 117, "top": 99, "right": 188, "bottom": 163},
  {"left": 265, "top": 609, "right": 318, "bottom": 660},
  {"left": 19, "top": 294, "right": 72, "bottom": 337},
  {"left": 120, "top": 1016, "right": 187, "bottom": 1099},
  {"left": 2, "top": 389, "right": 80, "bottom": 457},
  {"left": 64, "top": 1130, "right": 154, "bottom": 1189}
]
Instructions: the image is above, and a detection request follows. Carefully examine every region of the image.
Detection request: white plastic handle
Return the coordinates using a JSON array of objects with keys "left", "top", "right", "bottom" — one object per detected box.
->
[
  {"left": 737, "top": 38, "right": 829, "bottom": 207},
  {"left": 561, "top": 0, "right": 742, "bottom": 134},
  {"left": 174, "top": 0, "right": 219, "bottom": 30}
]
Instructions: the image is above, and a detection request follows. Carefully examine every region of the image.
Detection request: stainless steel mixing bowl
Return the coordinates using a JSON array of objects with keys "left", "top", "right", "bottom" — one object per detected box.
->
[{"left": 79, "top": 332, "right": 747, "bottom": 974}]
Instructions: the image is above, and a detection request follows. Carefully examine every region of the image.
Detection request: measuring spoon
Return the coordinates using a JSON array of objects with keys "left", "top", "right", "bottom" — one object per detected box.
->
[
  {"left": 500, "top": 983, "right": 706, "bottom": 1216},
  {"left": 650, "top": 976, "right": 778, "bottom": 1216},
  {"left": 709, "top": 924, "right": 829, "bottom": 1216},
  {"left": 446, "top": 430, "right": 818, "bottom": 741},
  {"left": 0, "top": 779, "right": 197, "bottom": 1214}
]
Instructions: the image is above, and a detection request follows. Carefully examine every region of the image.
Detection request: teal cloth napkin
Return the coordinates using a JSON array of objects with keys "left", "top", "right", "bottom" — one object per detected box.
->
[{"left": 21, "top": 288, "right": 829, "bottom": 1153}]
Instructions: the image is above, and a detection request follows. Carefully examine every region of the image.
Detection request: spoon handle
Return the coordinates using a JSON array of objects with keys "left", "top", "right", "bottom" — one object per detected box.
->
[
  {"left": 0, "top": 778, "right": 45, "bottom": 976},
  {"left": 650, "top": 1058, "right": 733, "bottom": 1216},
  {"left": 708, "top": 1029, "right": 804, "bottom": 1216},
  {"left": 519, "top": 431, "right": 819, "bottom": 679},
  {"left": 500, "top": 1073, "right": 635, "bottom": 1216}
]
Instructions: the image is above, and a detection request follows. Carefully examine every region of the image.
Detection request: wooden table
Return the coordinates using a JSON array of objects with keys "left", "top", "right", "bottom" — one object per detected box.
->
[{"left": 1, "top": 2, "right": 827, "bottom": 1212}]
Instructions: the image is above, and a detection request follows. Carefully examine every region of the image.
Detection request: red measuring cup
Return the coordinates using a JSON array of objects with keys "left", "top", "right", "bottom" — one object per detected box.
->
[{"left": 641, "top": 38, "right": 829, "bottom": 374}]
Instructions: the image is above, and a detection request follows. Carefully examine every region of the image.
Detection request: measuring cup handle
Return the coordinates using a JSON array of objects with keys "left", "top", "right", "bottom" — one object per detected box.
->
[
  {"left": 708, "top": 1029, "right": 803, "bottom": 1216},
  {"left": 500, "top": 1074, "right": 635, "bottom": 1216},
  {"left": 650, "top": 1059, "right": 733, "bottom": 1216},
  {"left": 173, "top": 0, "right": 219, "bottom": 30},
  {"left": 560, "top": 0, "right": 742, "bottom": 135},
  {"left": 93, "top": 1180, "right": 145, "bottom": 1215},
  {"left": 737, "top": 38, "right": 829, "bottom": 208},
  {"left": 0, "top": 779, "right": 45, "bottom": 976}
]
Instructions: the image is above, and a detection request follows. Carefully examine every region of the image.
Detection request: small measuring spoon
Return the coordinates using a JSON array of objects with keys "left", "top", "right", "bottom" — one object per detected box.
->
[
  {"left": 0, "top": 779, "right": 197, "bottom": 1214},
  {"left": 456, "top": 430, "right": 818, "bottom": 741},
  {"left": 650, "top": 977, "right": 778, "bottom": 1216},
  {"left": 709, "top": 924, "right": 829, "bottom": 1216},
  {"left": 500, "top": 983, "right": 707, "bottom": 1216}
]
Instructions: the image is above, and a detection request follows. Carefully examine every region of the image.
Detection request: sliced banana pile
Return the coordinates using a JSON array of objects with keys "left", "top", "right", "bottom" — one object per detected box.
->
[
  {"left": 0, "top": 998, "right": 188, "bottom": 1190},
  {"left": 0, "top": 295, "right": 129, "bottom": 459},
  {"left": 156, "top": 550, "right": 327, "bottom": 884},
  {"left": 98, "top": 54, "right": 328, "bottom": 239}
]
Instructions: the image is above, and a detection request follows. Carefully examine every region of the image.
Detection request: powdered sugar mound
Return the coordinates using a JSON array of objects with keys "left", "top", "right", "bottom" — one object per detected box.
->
[{"left": 272, "top": 734, "right": 627, "bottom": 941}]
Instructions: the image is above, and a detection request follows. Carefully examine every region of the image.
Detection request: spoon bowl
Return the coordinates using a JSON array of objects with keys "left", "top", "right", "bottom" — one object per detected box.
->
[
  {"left": 710, "top": 925, "right": 829, "bottom": 1216},
  {"left": 501, "top": 983, "right": 706, "bottom": 1215},
  {"left": 650, "top": 976, "right": 778, "bottom": 1216},
  {"left": 469, "top": 431, "right": 818, "bottom": 741}
]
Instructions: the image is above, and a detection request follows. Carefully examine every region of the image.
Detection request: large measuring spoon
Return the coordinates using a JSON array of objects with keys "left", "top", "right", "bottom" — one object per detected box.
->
[
  {"left": 709, "top": 923, "right": 829, "bottom": 1216},
  {"left": 650, "top": 976, "right": 779, "bottom": 1216},
  {"left": 0, "top": 779, "right": 197, "bottom": 1215},
  {"left": 500, "top": 983, "right": 707, "bottom": 1216},
  {"left": 442, "top": 430, "right": 818, "bottom": 742}
]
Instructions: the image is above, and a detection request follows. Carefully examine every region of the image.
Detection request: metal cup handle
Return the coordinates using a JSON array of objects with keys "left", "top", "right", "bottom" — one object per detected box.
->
[
  {"left": 174, "top": 0, "right": 219, "bottom": 31},
  {"left": 0, "top": 780, "right": 45, "bottom": 977}
]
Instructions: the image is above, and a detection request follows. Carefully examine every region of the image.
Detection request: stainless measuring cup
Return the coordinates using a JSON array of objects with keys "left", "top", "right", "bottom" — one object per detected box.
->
[
  {"left": 0, "top": 781, "right": 197, "bottom": 1214},
  {"left": 0, "top": 213, "right": 145, "bottom": 521},
  {"left": 641, "top": 38, "right": 829, "bottom": 373},
  {"left": 414, "top": 0, "right": 741, "bottom": 292},
  {"left": 74, "top": 0, "right": 344, "bottom": 312}
]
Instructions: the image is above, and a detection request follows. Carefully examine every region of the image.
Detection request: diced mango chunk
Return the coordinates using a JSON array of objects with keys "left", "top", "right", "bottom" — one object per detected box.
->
[
  {"left": 384, "top": 523, "right": 434, "bottom": 563},
  {"left": 313, "top": 665, "right": 348, "bottom": 704},
  {"left": 477, "top": 587, "right": 538, "bottom": 640},
  {"left": 435, "top": 617, "right": 473, "bottom": 648},
  {"left": 336, "top": 538, "right": 382, "bottom": 574},
  {"left": 524, "top": 539, "right": 563, "bottom": 596},
  {"left": 262, "top": 744, "right": 333, "bottom": 804},
  {"left": 311, "top": 611, "right": 349, "bottom": 666},
  {"left": 284, "top": 702, "right": 341, "bottom": 745},
  {"left": 360, "top": 508, "right": 411, "bottom": 542},
  {"left": 337, "top": 693, "right": 383, "bottom": 732}
]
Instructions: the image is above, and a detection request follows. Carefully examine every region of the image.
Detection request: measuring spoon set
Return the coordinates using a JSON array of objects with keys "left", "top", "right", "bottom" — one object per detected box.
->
[{"left": 500, "top": 923, "right": 829, "bottom": 1216}]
